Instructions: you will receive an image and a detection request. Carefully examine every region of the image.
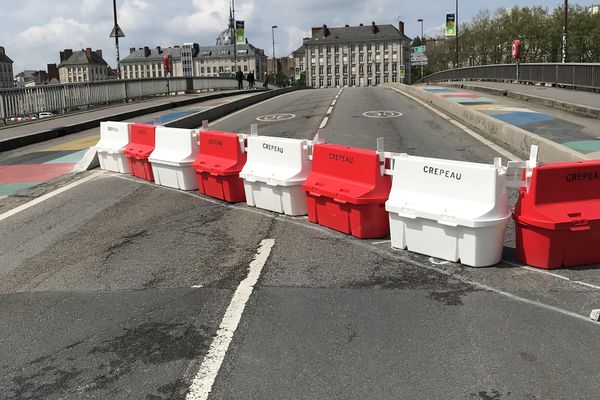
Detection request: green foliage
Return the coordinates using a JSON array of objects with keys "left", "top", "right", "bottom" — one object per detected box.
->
[{"left": 424, "top": 4, "right": 600, "bottom": 73}]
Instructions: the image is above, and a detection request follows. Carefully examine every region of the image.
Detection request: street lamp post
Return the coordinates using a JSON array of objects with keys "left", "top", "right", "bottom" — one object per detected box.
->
[
  {"left": 272, "top": 25, "right": 278, "bottom": 78},
  {"left": 562, "top": 0, "right": 568, "bottom": 63},
  {"left": 417, "top": 18, "right": 424, "bottom": 80},
  {"left": 455, "top": 0, "right": 459, "bottom": 68}
]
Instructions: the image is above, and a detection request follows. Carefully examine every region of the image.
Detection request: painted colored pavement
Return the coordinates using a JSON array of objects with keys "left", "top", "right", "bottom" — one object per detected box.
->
[
  {"left": 0, "top": 109, "right": 199, "bottom": 197},
  {"left": 422, "top": 86, "right": 600, "bottom": 154}
]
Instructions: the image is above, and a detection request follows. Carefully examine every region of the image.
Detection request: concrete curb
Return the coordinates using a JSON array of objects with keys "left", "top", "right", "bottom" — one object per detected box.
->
[
  {"left": 438, "top": 82, "right": 600, "bottom": 120},
  {"left": 0, "top": 89, "right": 267, "bottom": 152},
  {"left": 383, "top": 83, "right": 587, "bottom": 162},
  {"left": 70, "top": 87, "right": 304, "bottom": 172}
]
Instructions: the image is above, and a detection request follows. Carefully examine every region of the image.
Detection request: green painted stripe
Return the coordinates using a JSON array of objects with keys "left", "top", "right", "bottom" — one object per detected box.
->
[
  {"left": 0, "top": 182, "right": 42, "bottom": 196},
  {"left": 562, "top": 140, "right": 600, "bottom": 153}
]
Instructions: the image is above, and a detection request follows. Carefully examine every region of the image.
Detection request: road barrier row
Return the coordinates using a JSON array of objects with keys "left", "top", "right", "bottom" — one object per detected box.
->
[{"left": 96, "top": 121, "right": 600, "bottom": 270}]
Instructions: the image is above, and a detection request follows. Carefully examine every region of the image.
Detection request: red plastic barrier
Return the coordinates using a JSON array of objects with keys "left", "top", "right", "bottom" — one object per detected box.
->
[
  {"left": 124, "top": 123, "right": 156, "bottom": 181},
  {"left": 192, "top": 131, "right": 247, "bottom": 203},
  {"left": 513, "top": 160, "right": 600, "bottom": 269},
  {"left": 302, "top": 143, "right": 391, "bottom": 238}
]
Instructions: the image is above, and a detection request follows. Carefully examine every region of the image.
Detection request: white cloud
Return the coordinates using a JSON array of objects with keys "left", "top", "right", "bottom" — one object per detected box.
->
[
  {"left": 17, "top": 17, "right": 96, "bottom": 45},
  {"left": 118, "top": 0, "right": 153, "bottom": 31},
  {"left": 285, "top": 26, "right": 310, "bottom": 56},
  {"left": 168, "top": 0, "right": 254, "bottom": 36}
]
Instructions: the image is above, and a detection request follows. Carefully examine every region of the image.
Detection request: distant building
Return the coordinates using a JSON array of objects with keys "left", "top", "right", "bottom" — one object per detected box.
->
[
  {"left": 15, "top": 64, "right": 60, "bottom": 87},
  {"left": 292, "top": 45, "right": 306, "bottom": 79},
  {"left": 590, "top": 5, "right": 599, "bottom": 14},
  {"left": 57, "top": 48, "right": 110, "bottom": 84},
  {"left": 267, "top": 56, "right": 295, "bottom": 78},
  {"left": 0, "top": 46, "right": 14, "bottom": 88},
  {"left": 120, "top": 25, "right": 267, "bottom": 80},
  {"left": 300, "top": 22, "right": 411, "bottom": 88}
]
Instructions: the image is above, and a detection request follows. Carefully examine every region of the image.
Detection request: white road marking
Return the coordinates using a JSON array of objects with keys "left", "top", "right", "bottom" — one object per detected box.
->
[
  {"left": 331, "top": 99, "right": 337, "bottom": 106},
  {"left": 209, "top": 90, "right": 299, "bottom": 125},
  {"left": 191, "top": 285, "right": 203, "bottom": 288},
  {"left": 390, "top": 87, "right": 521, "bottom": 162},
  {"left": 428, "top": 257, "right": 450, "bottom": 265},
  {"left": 372, "top": 240, "right": 391, "bottom": 245},
  {"left": 0, "top": 170, "right": 105, "bottom": 223},
  {"left": 326, "top": 106, "right": 333, "bottom": 115},
  {"left": 504, "top": 260, "right": 600, "bottom": 291},
  {"left": 319, "top": 116, "right": 329, "bottom": 129},
  {"left": 113, "top": 175, "right": 599, "bottom": 325},
  {"left": 186, "top": 239, "right": 275, "bottom": 400}
]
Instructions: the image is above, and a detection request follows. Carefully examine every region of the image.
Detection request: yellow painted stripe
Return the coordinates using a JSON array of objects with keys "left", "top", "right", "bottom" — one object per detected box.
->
[{"left": 44, "top": 134, "right": 100, "bottom": 151}]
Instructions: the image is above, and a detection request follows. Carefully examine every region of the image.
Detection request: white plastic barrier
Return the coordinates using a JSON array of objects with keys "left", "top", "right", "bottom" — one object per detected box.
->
[
  {"left": 385, "top": 154, "right": 510, "bottom": 267},
  {"left": 148, "top": 127, "right": 200, "bottom": 190},
  {"left": 96, "top": 121, "right": 130, "bottom": 173},
  {"left": 240, "top": 135, "right": 312, "bottom": 215}
]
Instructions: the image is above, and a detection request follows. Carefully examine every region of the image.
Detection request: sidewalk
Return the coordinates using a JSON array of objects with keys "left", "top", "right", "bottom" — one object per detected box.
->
[
  {"left": 417, "top": 83, "right": 600, "bottom": 159},
  {"left": 439, "top": 81, "right": 600, "bottom": 119}
]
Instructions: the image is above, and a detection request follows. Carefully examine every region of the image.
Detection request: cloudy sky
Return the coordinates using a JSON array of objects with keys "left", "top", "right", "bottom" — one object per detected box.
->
[{"left": 0, "top": 0, "right": 596, "bottom": 73}]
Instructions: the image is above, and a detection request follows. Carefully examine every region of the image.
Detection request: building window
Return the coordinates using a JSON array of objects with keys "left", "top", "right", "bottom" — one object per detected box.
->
[
  {"left": 334, "top": 55, "right": 339, "bottom": 64},
  {"left": 201, "top": 67, "right": 205, "bottom": 73},
  {"left": 384, "top": 64, "right": 389, "bottom": 73},
  {"left": 334, "top": 45, "right": 339, "bottom": 53},
  {"left": 343, "top": 65, "right": 348, "bottom": 74},
  {"left": 384, "top": 75, "right": 389, "bottom": 83},
  {"left": 351, "top": 54, "right": 356, "bottom": 64},
  {"left": 375, "top": 54, "right": 381, "bottom": 62},
  {"left": 311, "top": 58, "right": 316, "bottom": 65},
  {"left": 392, "top": 53, "right": 398, "bottom": 62},
  {"left": 335, "top": 66, "right": 339, "bottom": 75},
  {"left": 384, "top": 42, "right": 388, "bottom": 50},
  {"left": 319, "top": 66, "right": 323, "bottom": 75},
  {"left": 327, "top": 78, "right": 331, "bottom": 86},
  {"left": 375, "top": 64, "right": 380, "bottom": 73},
  {"left": 392, "top": 74, "right": 397, "bottom": 82},
  {"left": 326, "top": 46, "right": 331, "bottom": 53},
  {"left": 375, "top": 76, "right": 380, "bottom": 85},
  {"left": 343, "top": 77, "right": 348, "bottom": 86},
  {"left": 392, "top": 64, "right": 397, "bottom": 72},
  {"left": 367, "top": 54, "right": 372, "bottom": 63},
  {"left": 359, "top": 65, "right": 364, "bottom": 75},
  {"left": 367, "top": 43, "right": 372, "bottom": 51},
  {"left": 311, "top": 78, "right": 316, "bottom": 87},
  {"left": 319, "top": 57, "right": 323, "bottom": 64},
  {"left": 327, "top": 66, "right": 331, "bottom": 75},
  {"left": 359, "top": 54, "right": 364, "bottom": 63},
  {"left": 367, "top": 65, "right": 372, "bottom": 74},
  {"left": 311, "top": 67, "right": 316, "bottom": 75},
  {"left": 244, "top": 65, "right": 248, "bottom": 72},
  {"left": 351, "top": 66, "right": 356, "bottom": 74},
  {"left": 319, "top": 78, "right": 323, "bottom": 87}
]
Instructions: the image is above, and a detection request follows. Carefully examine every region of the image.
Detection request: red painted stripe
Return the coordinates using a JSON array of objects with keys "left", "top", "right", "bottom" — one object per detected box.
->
[
  {"left": 0, "top": 163, "right": 75, "bottom": 184},
  {"left": 440, "top": 93, "right": 480, "bottom": 99}
]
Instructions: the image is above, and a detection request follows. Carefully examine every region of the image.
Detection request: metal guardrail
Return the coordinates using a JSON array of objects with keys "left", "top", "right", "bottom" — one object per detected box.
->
[
  {"left": 420, "top": 63, "right": 600, "bottom": 90},
  {"left": 0, "top": 77, "right": 259, "bottom": 120}
]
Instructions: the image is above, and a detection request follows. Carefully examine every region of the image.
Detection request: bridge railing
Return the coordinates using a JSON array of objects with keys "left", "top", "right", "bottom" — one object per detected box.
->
[
  {"left": 420, "top": 63, "right": 600, "bottom": 90},
  {"left": 0, "top": 77, "right": 247, "bottom": 120}
]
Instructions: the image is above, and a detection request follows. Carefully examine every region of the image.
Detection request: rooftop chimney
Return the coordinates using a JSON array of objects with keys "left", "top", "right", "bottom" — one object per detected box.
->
[
  {"left": 345, "top": 24, "right": 350, "bottom": 27},
  {"left": 322, "top": 24, "right": 330, "bottom": 37},
  {"left": 371, "top": 21, "right": 379, "bottom": 34},
  {"left": 130, "top": 47, "right": 136, "bottom": 54},
  {"left": 95, "top": 49, "right": 103, "bottom": 59},
  {"left": 311, "top": 27, "right": 322, "bottom": 37},
  {"left": 143, "top": 46, "right": 150, "bottom": 57},
  {"left": 359, "top": 23, "right": 364, "bottom": 27},
  {"left": 399, "top": 20, "right": 405, "bottom": 35},
  {"left": 47, "top": 63, "right": 59, "bottom": 80},
  {"left": 61, "top": 49, "right": 73, "bottom": 62},
  {"left": 0, "top": 47, "right": 4, "bottom": 56},
  {"left": 85, "top": 47, "right": 92, "bottom": 60},
  {"left": 156, "top": 46, "right": 162, "bottom": 54}
]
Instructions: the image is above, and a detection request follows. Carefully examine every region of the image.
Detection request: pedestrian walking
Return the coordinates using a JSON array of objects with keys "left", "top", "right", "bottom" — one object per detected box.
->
[
  {"left": 263, "top": 72, "right": 269, "bottom": 89},
  {"left": 247, "top": 71, "right": 255, "bottom": 88},
  {"left": 235, "top": 67, "right": 244, "bottom": 90}
]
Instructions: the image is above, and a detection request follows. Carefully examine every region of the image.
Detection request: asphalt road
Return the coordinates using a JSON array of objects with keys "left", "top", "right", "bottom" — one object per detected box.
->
[{"left": 1, "top": 87, "right": 599, "bottom": 400}]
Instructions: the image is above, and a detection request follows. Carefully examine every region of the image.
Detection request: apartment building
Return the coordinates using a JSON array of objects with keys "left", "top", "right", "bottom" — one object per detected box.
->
[
  {"left": 301, "top": 22, "right": 411, "bottom": 88},
  {"left": 57, "top": 48, "right": 110, "bottom": 83},
  {"left": 0, "top": 46, "right": 14, "bottom": 88},
  {"left": 120, "top": 28, "right": 267, "bottom": 80}
]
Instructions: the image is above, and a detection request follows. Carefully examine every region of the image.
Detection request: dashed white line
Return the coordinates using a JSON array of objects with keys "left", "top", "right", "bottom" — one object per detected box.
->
[
  {"left": 186, "top": 238, "right": 275, "bottom": 400},
  {"left": 331, "top": 99, "right": 337, "bottom": 106},
  {"left": 0, "top": 170, "right": 105, "bottom": 222},
  {"left": 372, "top": 240, "right": 391, "bottom": 245},
  {"left": 319, "top": 116, "right": 329, "bottom": 129},
  {"left": 326, "top": 106, "right": 333, "bottom": 115},
  {"left": 113, "top": 173, "right": 599, "bottom": 324}
]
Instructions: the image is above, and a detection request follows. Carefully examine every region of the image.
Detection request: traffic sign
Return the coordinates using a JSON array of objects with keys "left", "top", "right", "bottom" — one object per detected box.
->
[
  {"left": 411, "top": 52, "right": 428, "bottom": 66},
  {"left": 412, "top": 45, "right": 427, "bottom": 53}
]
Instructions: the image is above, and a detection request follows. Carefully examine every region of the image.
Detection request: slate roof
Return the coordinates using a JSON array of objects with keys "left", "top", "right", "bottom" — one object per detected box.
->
[
  {"left": 121, "top": 43, "right": 263, "bottom": 63},
  {"left": 58, "top": 50, "right": 108, "bottom": 67},
  {"left": 292, "top": 45, "right": 305, "bottom": 56},
  {"left": 304, "top": 24, "right": 411, "bottom": 45},
  {"left": 0, "top": 52, "right": 13, "bottom": 64}
]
